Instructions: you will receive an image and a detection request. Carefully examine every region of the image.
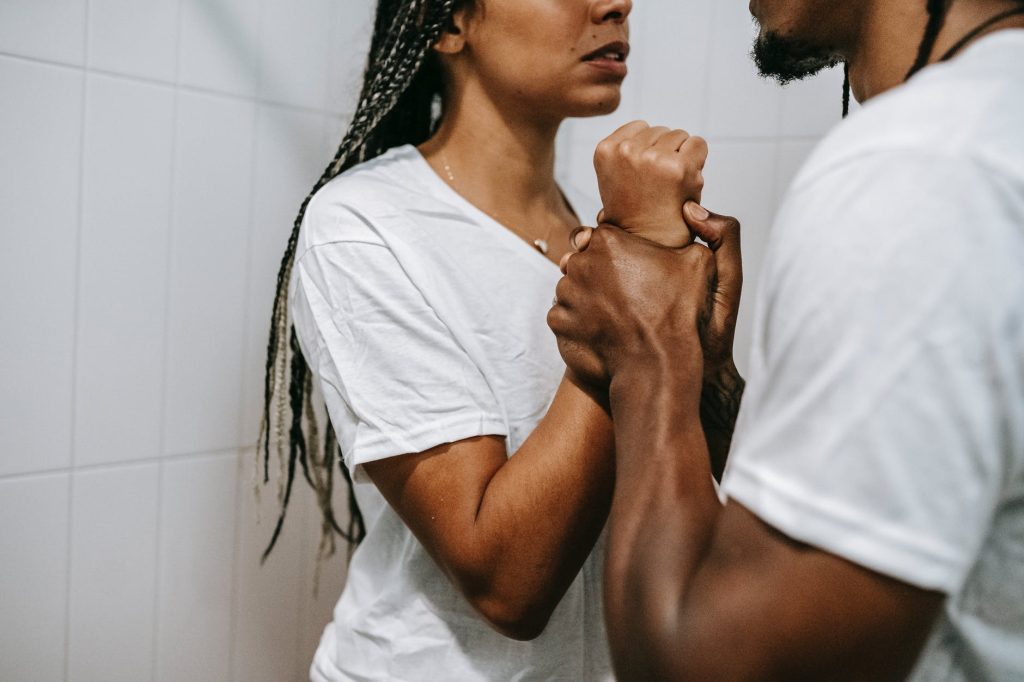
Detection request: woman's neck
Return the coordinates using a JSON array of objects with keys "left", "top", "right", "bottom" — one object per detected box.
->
[{"left": 418, "top": 81, "right": 566, "bottom": 218}]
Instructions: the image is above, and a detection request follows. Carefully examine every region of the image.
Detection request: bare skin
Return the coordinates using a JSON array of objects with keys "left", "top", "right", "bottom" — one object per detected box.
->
[
  {"left": 364, "top": 0, "right": 706, "bottom": 641},
  {"left": 550, "top": 0, "right": 1024, "bottom": 676}
]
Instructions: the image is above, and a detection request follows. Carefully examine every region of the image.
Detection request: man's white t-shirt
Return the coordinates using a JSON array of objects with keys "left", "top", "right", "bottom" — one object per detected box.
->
[
  {"left": 722, "top": 30, "right": 1024, "bottom": 680},
  {"left": 289, "top": 145, "right": 612, "bottom": 681}
]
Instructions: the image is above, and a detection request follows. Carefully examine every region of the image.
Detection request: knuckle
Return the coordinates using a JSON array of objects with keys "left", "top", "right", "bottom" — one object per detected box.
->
[{"left": 640, "top": 148, "right": 662, "bottom": 164}]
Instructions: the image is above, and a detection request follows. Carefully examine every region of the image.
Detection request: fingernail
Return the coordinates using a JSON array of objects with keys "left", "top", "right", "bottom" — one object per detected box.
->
[{"left": 686, "top": 202, "right": 710, "bottom": 221}]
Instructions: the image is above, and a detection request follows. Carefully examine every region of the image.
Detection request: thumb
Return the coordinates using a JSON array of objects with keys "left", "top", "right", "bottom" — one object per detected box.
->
[{"left": 683, "top": 201, "right": 742, "bottom": 299}]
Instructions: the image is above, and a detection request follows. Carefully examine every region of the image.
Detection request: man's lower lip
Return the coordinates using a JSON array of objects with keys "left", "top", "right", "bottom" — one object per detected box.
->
[{"left": 584, "top": 59, "right": 628, "bottom": 76}]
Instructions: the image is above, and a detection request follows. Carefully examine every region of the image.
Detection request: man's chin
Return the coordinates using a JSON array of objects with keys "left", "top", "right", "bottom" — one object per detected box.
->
[{"left": 752, "top": 30, "right": 841, "bottom": 85}]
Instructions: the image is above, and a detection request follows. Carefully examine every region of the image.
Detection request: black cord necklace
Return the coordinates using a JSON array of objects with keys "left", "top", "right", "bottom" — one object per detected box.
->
[
  {"left": 842, "top": 5, "right": 1024, "bottom": 117},
  {"left": 935, "top": 5, "right": 1024, "bottom": 62}
]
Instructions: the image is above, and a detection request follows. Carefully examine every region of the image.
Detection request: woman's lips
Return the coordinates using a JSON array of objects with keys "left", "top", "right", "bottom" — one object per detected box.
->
[
  {"left": 584, "top": 57, "right": 628, "bottom": 77},
  {"left": 582, "top": 41, "right": 629, "bottom": 78}
]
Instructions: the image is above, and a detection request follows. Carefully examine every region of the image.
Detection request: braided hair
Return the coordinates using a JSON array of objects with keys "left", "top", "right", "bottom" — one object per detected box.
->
[{"left": 259, "top": 0, "right": 464, "bottom": 562}]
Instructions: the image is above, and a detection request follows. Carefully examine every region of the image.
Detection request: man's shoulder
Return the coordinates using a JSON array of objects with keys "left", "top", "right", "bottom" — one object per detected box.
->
[{"left": 796, "top": 32, "right": 1024, "bottom": 190}]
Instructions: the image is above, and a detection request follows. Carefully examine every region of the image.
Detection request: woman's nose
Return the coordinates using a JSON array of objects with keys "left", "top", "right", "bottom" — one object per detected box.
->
[{"left": 591, "top": 0, "right": 632, "bottom": 24}]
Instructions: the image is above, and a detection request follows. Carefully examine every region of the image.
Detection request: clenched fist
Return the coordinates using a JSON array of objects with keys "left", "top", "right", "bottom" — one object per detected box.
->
[{"left": 594, "top": 120, "right": 708, "bottom": 247}]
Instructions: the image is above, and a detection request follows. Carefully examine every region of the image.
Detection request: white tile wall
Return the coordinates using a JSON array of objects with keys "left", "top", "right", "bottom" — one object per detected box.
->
[
  {"left": 779, "top": 64, "right": 847, "bottom": 137},
  {"left": 89, "top": 0, "right": 180, "bottom": 82},
  {"left": 0, "top": 474, "right": 70, "bottom": 682},
  {"left": 701, "top": 140, "right": 782, "bottom": 375},
  {"left": 704, "top": 0, "right": 783, "bottom": 138},
  {"left": 0, "top": 1, "right": 845, "bottom": 680},
  {"left": 259, "top": 0, "right": 332, "bottom": 111},
  {"left": 178, "top": 0, "right": 262, "bottom": 98},
  {"left": 633, "top": 0, "right": 714, "bottom": 130},
  {"left": 0, "top": 0, "right": 87, "bottom": 65},
  {"left": 162, "top": 91, "right": 254, "bottom": 456},
  {"left": 76, "top": 74, "right": 175, "bottom": 467},
  {"left": 155, "top": 454, "right": 237, "bottom": 682},
  {"left": 0, "top": 58, "right": 82, "bottom": 477},
  {"left": 325, "top": 1, "right": 375, "bottom": 115},
  {"left": 232, "top": 449, "right": 308, "bottom": 682},
  {"left": 68, "top": 463, "right": 160, "bottom": 681}
]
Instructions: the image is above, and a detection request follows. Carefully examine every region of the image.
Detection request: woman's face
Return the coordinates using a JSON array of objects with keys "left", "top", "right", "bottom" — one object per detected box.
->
[{"left": 454, "top": 0, "right": 632, "bottom": 119}]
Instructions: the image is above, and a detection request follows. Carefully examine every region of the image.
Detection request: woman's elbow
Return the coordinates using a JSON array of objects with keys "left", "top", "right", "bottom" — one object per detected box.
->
[{"left": 472, "top": 593, "right": 555, "bottom": 641}]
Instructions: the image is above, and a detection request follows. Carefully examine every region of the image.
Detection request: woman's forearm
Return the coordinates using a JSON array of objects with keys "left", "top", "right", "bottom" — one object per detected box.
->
[{"left": 465, "top": 375, "right": 615, "bottom": 638}]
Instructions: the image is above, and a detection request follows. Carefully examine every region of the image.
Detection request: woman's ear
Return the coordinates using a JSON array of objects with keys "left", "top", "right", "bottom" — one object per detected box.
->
[{"left": 433, "top": 5, "right": 470, "bottom": 55}]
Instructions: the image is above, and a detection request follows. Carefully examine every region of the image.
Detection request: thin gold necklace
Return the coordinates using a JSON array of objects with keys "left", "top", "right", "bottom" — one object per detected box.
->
[{"left": 440, "top": 151, "right": 555, "bottom": 256}]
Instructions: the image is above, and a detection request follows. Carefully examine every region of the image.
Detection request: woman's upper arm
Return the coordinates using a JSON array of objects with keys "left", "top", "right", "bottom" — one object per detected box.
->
[{"left": 363, "top": 436, "right": 509, "bottom": 588}]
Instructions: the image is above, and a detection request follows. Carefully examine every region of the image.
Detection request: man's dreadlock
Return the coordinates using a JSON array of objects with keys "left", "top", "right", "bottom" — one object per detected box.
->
[
  {"left": 259, "top": 0, "right": 465, "bottom": 562},
  {"left": 844, "top": 0, "right": 1024, "bottom": 116}
]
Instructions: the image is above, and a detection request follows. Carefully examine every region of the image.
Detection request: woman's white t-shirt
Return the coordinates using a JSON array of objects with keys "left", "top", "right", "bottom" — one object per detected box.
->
[{"left": 289, "top": 145, "right": 612, "bottom": 681}]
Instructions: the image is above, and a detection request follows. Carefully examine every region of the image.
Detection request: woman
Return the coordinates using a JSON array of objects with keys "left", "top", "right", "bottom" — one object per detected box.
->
[{"left": 258, "top": 0, "right": 703, "bottom": 679}]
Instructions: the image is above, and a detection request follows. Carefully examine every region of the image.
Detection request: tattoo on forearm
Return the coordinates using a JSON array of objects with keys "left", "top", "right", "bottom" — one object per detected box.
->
[{"left": 700, "top": 364, "right": 745, "bottom": 435}]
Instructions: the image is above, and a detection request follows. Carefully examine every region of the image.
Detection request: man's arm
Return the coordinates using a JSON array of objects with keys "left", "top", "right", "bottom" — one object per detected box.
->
[
  {"left": 699, "top": 360, "right": 744, "bottom": 480},
  {"left": 549, "top": 225, "right": 945, "bottom": 679},
  {"left": 364, "top": 375, "right": 614, "bottom": 641},
  {"left": 606, "top": 356, "right": 941, "bottom": 680}
]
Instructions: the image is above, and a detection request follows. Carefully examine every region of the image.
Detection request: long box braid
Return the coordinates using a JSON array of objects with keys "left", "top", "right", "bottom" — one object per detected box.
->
[{"left": 259, "top": 0, "right": 463, "bottom": 563}]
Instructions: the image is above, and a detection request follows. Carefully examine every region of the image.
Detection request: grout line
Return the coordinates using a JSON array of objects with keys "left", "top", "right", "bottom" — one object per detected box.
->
[
  {"left": 0, "top": 447, "right": 246, "bottom": 484},
  {"left": 0, "top": 50, "right": 347, "bottom": 119},
  {"left": 228, "top": 0, "right": 269, "bottom": 675},
  {"left": 151, "top": 3, "right": 187, "bottom": 667},
  {"left": 63, "top": 1, "right": 92, "bottom": 676}
]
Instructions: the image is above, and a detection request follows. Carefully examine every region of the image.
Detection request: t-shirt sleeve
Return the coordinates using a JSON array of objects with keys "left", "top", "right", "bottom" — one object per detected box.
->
[
  {"left": 289, "top": 211, "right": 506, "bottom": 472},
  {"left": 721, "top": 151, "right": 1024, "bottom": 594}
]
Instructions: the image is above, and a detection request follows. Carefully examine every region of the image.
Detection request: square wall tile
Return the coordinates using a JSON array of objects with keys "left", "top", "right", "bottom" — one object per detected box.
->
[
  {"left": 298, "top": 478, "right": 352, "bottom": 673},
  {"left": 700, "top": 140, "right": 779, "bottom": 377},
  {"left": 179, "top": 0, "right": 262, "bottom": 98},
  {"left": 89, "top": 0, "right": 180, "bottom": 82},
  {"left": 0, "top": 58, "right": 81, "bottom": 476},
  {"left": 241, "top": 105, "right": 331, "bottom": 445},
  {"left": 163, "top": 92, "right": 255, "bottom": 456},
  {"left": 259, "top": 0, "right": 331, "bottom": 111},
  {"left": 232, "top": 449, "right": 307, "bottom": 682},
  {"left": 0, "top": 0, "right": 87, "bottom": 65},
  {"left": 155, "top": 453, "right": 237, "bottom": 682},
  {"left": 68, "top": 463, "right": 159, "bottom": 682},
  {"left": 0, "top": 474, "right": 70, "bottom": 682},
  {"left": 779, "top": 64, "right": 846, "bottom": 137},
  {"left": 325, "top": 0, "right": 374, "bottom": 115},
  {"left": 632, "top": 0, "right": 713, "bottom": 130},
  {"left": 76, "top": 75, "right": 175, "bottom": 467},
  {"left": 704, "top": 0, "right": 781, "bottom": 138},
  {"left": 774, "top": 139, "right": 820, "bottom": 205}
]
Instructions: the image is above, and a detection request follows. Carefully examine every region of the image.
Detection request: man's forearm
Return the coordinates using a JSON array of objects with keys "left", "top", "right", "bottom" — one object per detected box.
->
[
  {"left": 604, "top": 355, "right": 722, "bottom": 679},
  {"left": 701, "top": 361, "right": 745, "bottom": 480}
]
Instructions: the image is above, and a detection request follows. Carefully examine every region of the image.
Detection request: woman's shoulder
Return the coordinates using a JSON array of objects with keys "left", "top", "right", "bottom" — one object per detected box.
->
[{"left": 301, "top": 145, "right": 431, "bottom": 249}]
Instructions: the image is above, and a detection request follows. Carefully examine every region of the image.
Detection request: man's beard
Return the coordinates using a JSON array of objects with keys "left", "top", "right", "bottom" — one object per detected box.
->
[{"left": 752, "top": 29, "right": 842, "bottom": 85}]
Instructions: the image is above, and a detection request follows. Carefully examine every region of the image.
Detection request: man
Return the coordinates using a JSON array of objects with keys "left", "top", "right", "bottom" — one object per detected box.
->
[{"left": 549, "top": 0, "right": 1024, "bottom": 679}]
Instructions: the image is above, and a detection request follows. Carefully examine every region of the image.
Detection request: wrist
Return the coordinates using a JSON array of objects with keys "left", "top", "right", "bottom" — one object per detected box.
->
[
  {"left": 600, "top": 215, "right": 693, "bottom": 248},
  {"left": 608, "top": 346, "right": 704, "bottom": 419}
]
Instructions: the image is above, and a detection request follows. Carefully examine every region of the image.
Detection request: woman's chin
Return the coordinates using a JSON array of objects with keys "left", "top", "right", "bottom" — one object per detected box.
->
[
  {"left": 570, "top": 95, "right": 622, "bottom": 118},
  {"left": 556, "top": 86, "right": 623, "bottom": 118}
]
